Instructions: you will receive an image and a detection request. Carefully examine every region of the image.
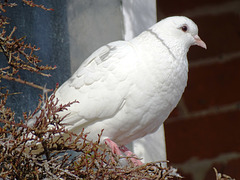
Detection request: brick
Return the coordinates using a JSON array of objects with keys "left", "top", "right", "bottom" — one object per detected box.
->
[
  {"left": 169, "top": 100, "right": 188, "bottom": 119},
  {"left": 183, "top": 57, "right": 240, "bottom": 112},
  {"left": 188, "top": 13, "right": 240, "bottom": 61},
  {"left": 204, "top": 167, "right": 217, "bottom": 180},
  {"left": 168, "top": 106, "right": 181, "bottom": 118},
  {"left": 156, "top": 0, "right": 227, "bottom": 17},
  {"left": 204, "top": 158, "right": 240, "bottom": 180},
  {"left": 223, "top": 157, "right": 240, "bottom": 179},
  {"left": 177, "top": 171, "right": 193, "bottom": 180},
  {"left": 165, "top": 110, "right": 240, "bottom": 164}
]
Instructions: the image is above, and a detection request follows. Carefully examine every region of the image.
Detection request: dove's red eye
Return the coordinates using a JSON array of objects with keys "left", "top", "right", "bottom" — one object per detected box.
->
[{"left": 181, "top": 25, "right": 188, "bottom": 32}]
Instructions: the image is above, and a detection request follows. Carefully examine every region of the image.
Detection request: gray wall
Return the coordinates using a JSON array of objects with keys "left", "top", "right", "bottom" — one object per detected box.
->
[{"left": 67, "top": 0, "right": 123, "bottom": 73}]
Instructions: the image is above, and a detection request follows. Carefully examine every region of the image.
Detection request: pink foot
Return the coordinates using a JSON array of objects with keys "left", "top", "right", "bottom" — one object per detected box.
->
[
  {"left": 104, "top": 138, "right": 122, "bottom": 155},
  {"left": 119, "top": 145, "right": 143, "bottom": 166},
  {"left": 104, "top": 138, "right": 143, "bottom": 166}
]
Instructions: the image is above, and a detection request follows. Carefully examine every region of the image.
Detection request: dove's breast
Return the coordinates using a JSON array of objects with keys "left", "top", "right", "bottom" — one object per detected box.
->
[{"left": 104, "top": 44, "right": 189, "bottom": 145}]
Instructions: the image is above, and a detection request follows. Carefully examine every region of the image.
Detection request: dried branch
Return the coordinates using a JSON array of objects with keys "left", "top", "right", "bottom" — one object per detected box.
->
[
  {"left": 0, "top": 86, "right": 184, "bottom": 179},
  {"left": 0, "top": 1, "right": 56, "bottom": 92},
  {"left": 1, "top": 75, "right": 52, "bottom": 91},
  {"left": 22, "top": 0, "right": 54, "bottom": 11},
  {"left": 0, "top": 1, "right": 17, "bottom": 13},
  {"left": 0, "top": 27, "right": 56, "bottom": 76}
]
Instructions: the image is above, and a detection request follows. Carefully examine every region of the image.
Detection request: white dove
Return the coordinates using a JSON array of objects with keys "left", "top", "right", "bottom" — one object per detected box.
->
[{"left": 28, "top": 16, "right": 206, "bottom": 165}]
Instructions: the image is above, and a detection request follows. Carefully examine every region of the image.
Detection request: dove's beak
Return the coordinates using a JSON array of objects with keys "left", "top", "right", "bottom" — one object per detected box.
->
[{"left": 194, "top": 35, "right": 207, "bottom": 49}]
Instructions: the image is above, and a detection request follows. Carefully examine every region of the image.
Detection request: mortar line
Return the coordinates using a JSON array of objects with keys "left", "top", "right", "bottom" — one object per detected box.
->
[
  {"left": 189, "top": 51, "right": 240, "bottom": 68},
  {"left": 182, "top": 0, "right": 240, "bottom": 17},
  {"left": 167, "top": 101, "right": 240, "bottom": 123}
]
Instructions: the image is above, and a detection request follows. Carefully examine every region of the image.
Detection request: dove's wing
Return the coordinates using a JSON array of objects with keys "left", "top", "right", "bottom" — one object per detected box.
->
[{"left": 55, "top": 41, "right": 138, "bottom": 131}]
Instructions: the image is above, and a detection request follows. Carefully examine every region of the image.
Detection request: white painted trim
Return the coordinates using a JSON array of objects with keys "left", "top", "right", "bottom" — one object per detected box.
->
[{"left": 122, "top": 0, "right": 157, "bottom": 40}]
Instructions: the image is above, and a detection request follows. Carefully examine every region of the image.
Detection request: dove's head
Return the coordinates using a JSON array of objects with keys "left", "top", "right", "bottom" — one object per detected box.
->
[{"left": 150, "top": 16, "right": 207, "bottom": 52}]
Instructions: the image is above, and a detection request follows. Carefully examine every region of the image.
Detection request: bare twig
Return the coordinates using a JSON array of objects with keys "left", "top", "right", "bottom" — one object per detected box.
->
[{"left": 1, "top": 75, "right": 52, "bottom": 91}]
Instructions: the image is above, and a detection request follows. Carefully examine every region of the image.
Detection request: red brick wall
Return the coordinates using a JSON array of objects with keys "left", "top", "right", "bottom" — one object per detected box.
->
[{"left": 157, "top": 0, "right": 240, "bottom": 179}]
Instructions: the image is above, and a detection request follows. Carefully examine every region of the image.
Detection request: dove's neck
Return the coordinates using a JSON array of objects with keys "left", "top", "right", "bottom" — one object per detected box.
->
[{"left": 131, "top": 30, "right": 189, "bottom": 59}]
